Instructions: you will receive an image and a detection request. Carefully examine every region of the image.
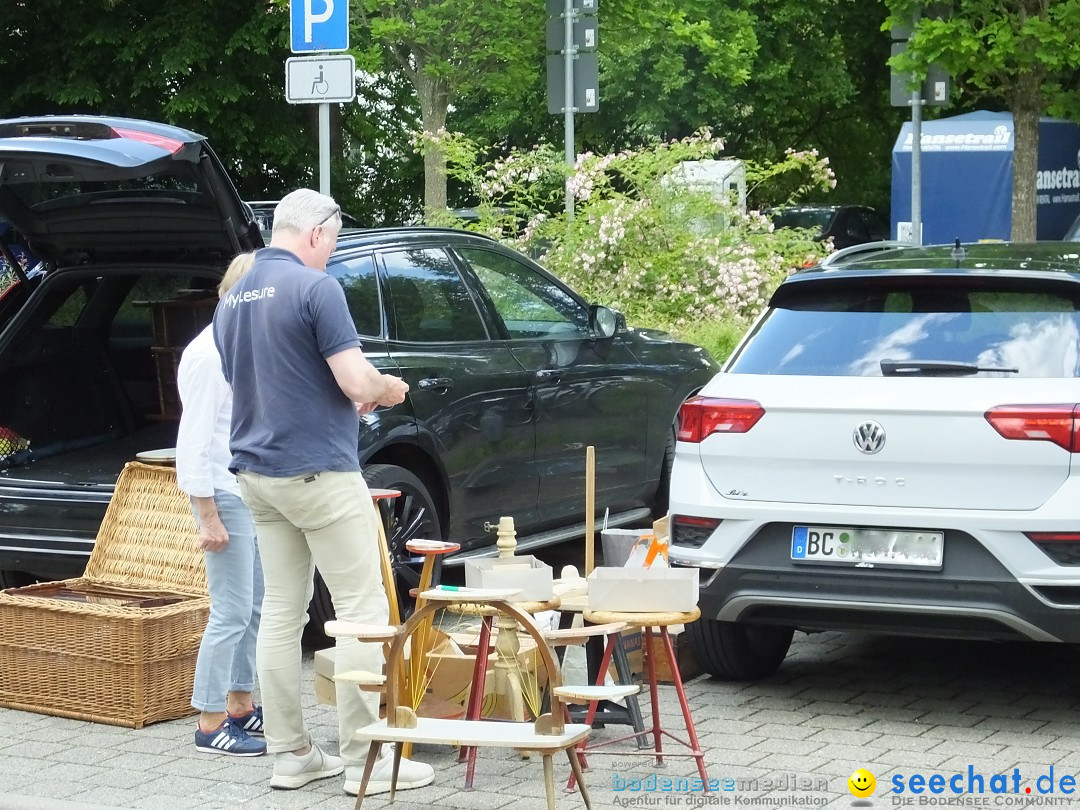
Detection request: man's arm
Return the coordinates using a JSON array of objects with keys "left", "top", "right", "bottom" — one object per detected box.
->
[{"left": 326, "top": 347, "right": 409, "bottom": 407}]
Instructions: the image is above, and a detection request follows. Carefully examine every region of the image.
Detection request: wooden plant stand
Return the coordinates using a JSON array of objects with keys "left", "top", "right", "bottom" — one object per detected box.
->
[{"left": 346, "top": 588, "right": 595, "bottom": 810}]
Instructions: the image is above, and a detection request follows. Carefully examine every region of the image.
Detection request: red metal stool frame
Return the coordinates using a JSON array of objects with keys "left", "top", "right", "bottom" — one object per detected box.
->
[{"left": 569, "top": 607, "right": 709, "bottom": 791}]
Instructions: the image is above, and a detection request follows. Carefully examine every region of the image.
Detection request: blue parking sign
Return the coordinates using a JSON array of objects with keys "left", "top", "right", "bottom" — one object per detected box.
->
[{"left": 291, "top": 0, "right": 349, "bottom": 53}]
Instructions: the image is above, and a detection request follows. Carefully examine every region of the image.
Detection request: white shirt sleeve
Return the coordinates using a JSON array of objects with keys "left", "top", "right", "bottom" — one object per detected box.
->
[{"left": 175, "top": 337, "right": 228, "bottom": 499}]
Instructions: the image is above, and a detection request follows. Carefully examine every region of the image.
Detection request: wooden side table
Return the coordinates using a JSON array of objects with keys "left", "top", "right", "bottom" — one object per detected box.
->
[
  {"left": 349, "top": 589, "right": 595, "bottom": 810},
  {"left": 570, "top": 606, "right": 710, "bottom": 791}
]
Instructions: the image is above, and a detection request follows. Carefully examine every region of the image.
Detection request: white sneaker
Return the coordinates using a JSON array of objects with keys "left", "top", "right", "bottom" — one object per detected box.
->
[
  {"left": 270, "top": 743, "right": 344, "bottom": 790},
  {"left": 344, "top": 753, "right": 435, "bottom": 796}
]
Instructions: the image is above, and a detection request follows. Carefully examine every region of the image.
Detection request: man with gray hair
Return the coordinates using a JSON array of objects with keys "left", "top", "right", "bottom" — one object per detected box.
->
[{"left": 213, "top": 189, "right": 434, "bottom": 797}]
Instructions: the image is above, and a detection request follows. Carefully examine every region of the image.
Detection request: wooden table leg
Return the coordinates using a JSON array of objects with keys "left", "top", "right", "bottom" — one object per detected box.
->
[
  {"left": 543, "top": 753, "right": 557, "bottom": 810},
  {"left": 567, "top": 747, "right": 593, "bottom": 810},
  {"left": 353, "top": 740, "right": 382, "bottom": 810}
]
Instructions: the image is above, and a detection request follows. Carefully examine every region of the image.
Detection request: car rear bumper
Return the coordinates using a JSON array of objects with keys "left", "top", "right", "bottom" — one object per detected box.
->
[{"left": 681, "top": 525, "right": 1080, "bottom": 643}]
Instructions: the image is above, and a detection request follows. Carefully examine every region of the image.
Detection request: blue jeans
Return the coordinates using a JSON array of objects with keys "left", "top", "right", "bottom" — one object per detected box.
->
[{"left": 190, "top": 491, "right": 265, "bottom": 713}]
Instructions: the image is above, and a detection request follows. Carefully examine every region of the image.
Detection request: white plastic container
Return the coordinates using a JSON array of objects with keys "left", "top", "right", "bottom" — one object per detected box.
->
[
  {"left": 587, "top": 566, "right": 699, "bottom": 613},
  {"left": 465, "top": 556, "right": 554, "bottom": 601}
]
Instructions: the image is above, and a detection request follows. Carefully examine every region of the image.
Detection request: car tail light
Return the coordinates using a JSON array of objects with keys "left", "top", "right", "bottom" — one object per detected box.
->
[
  {"left": 984, "top": 404, "right": 1080, "bottom": 452},
  {"left": 1025, "top": 532, "right": 1080, "bottom": 565},
  {"left": 670, "top": 515, "right": 721, "bottom": 548},
  {"left": 112, "top": 127, "right": 185, "bottom": 154},
  {"left": 677, "top": 397, "right": 765, "bottom": 443}
]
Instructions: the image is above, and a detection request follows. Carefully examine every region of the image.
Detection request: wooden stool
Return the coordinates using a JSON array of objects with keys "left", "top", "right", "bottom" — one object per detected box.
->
[
  {"left": 555, "top": 591, "right": 647, "bottom": 747},
  {"left": 542, "top": 621, "right": 642, "bottom": 771},
  {"left": 349, "top": 588, "right": 594, "bottom": 810},
  {"left": 572, "top": 607, "right": 709, "bottom": 791},
  {"left": 446, "top": 595, "right": 562, "bottom": 788}
]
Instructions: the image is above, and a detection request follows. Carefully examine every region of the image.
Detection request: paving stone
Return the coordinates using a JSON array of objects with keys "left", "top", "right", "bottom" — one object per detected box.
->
[{"left": 804, "top": 728, "right": 883, "bottom": 747}]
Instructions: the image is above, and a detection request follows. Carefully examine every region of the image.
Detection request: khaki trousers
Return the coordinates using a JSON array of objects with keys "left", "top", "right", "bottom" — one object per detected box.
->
[{"left": 238, "top": 470, "right": 389, "bottom": 766}]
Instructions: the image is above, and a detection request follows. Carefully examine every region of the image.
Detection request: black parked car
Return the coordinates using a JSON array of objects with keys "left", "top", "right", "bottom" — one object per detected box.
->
[
  {"left": 246, "top": 199, "right": 363, "bottom": 235},
  {"left": 769, "top": 204, "right": 890, "bottom": 250},
  {"left": 0, "top": 116, "right": 719, "bottom": 620}
]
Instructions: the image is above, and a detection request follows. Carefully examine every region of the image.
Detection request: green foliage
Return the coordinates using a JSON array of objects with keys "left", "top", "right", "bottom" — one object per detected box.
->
[
  {"left": 422, "top": 130, "right": 831, "bottom": 355},
  {"left": 885, "top": 0, "right": 1080, "bottom": 239},
  {"left": 665, "top": 317, "right": 749, "bottom": 365},
  {"left": 885, "top": 0, "right": 1080, "bottom": 111},
  {"left": 0, "top": 0, "right": 315, "bottom": 199}
]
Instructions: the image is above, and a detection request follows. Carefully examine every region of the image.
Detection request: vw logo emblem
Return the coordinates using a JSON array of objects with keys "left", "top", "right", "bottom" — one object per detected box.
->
[{"left": 853, "top": 421, "right": 886, "bottom": 454}]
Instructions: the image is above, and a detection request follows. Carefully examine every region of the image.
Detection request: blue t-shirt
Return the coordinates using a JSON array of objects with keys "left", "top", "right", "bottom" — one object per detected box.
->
[{"left": 213, "top": 246, "right": 362, "bottom": 477}]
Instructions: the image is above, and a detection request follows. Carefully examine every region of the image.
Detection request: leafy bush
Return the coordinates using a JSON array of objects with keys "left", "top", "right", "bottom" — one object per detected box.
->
[{"left": 421, "top": 129, "right": 834, "bottom": 361}]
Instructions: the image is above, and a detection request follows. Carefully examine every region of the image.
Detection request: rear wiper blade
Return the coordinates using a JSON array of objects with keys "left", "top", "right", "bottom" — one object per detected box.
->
[{"left": 880, "top": 359, "right": 1019, "bottom": 377}]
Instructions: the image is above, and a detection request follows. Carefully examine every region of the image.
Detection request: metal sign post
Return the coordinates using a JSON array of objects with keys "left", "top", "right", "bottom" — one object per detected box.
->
[
  {"left": 289, "top": 0, "right": 351, "bottom": 196},
  {"left": 563, "top": 0, "right": 574, "bottom": 218},
  {"left": 890, "top": 12, "right": 950, "bottom": 246},
  {"left": 546, "top": 0, "right": 599, "bottom": 220}
]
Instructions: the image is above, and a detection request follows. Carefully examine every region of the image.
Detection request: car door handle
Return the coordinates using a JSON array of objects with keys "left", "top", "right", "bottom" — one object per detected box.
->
[
  {"left": 418, "top": 377, "right": 453, "bottom": 391},
  {"left": 535, "top": 369, "right": 562, "bottom": 382}
]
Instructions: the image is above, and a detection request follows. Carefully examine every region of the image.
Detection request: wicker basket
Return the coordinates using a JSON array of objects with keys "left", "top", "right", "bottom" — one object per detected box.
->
[{"left": 0, "top": 462, "right": 209, "bottom": 728}]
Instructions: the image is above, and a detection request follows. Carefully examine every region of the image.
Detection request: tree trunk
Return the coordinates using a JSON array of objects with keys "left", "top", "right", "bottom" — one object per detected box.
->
[
  {"left": 415, "top": 71, "right": 450, "bottom": 219},
  {"left": 1010, "top": 77, "right": 1041, "bottom": 242}
]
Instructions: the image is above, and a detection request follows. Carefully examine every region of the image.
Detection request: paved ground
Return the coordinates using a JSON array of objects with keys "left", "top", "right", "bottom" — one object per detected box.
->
[{"left": 5, "top": 628, "right": 1080, "bottom": 810}]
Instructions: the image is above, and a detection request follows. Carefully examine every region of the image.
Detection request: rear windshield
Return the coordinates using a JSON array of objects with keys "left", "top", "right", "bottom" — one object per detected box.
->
[
  {"left": 771, "top": 209, "right": 833, "bottom": 231},
  {"left": 7, "top": 171, "right": 205, "bottom": 211},
  {"left": 728, "top": 279, "right": 1080, "bottom": 377}
]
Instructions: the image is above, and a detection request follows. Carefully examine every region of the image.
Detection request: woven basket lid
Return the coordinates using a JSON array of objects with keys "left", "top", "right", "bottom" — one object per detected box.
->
[{"left": 83, "top": 461, "right": 207, "bottom": 596}]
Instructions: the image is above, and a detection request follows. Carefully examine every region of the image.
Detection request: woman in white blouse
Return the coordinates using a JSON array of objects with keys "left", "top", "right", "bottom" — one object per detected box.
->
[{"left": 176, "top": 252, "right": 267, "bottom": 757}]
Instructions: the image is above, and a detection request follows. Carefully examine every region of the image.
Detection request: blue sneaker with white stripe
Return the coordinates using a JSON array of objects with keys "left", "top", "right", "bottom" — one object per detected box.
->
[
  {"left": 229, "top": 705, "right": 264, "bottom": 737},
  {"left": 195, "top": 718, "right": 267, "bottom": 757}
]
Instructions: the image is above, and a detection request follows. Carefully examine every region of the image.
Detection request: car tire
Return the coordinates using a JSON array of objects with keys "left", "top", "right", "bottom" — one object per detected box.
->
[
  {"left": 307, "top": 464, "right": 443, "bottom": 630},
  {"left": 687, "top": 617, "right": 793, "bottom": 681},
  {"left": 651, "top": 425, "right": 676, "bottom": 517}
]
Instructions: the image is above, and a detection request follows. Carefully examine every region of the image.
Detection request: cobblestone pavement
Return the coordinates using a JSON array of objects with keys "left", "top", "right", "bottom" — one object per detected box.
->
[{"left": 4, "top": 629, "right": 1080, "bottom": 810}]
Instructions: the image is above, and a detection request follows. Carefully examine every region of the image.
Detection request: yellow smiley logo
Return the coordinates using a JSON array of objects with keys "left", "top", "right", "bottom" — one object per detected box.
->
[{"left": 848, "top": 768, "right": 876, "bottom": 798}]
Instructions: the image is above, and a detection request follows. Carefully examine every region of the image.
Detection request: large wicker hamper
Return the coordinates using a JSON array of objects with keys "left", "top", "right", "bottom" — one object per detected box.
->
[{"left": 0, "top": 461, "right": 209, "bottom": 728}]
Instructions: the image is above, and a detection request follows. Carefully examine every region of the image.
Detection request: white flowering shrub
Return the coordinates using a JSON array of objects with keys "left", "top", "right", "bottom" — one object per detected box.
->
[{"left": 421, "top": 129, "right": 834, "bottom": 359}]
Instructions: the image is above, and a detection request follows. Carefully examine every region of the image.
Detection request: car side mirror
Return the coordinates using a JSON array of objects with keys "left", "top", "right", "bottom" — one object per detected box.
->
[{"left": 589, "top": 305, "right": 619, "bottom": 339}]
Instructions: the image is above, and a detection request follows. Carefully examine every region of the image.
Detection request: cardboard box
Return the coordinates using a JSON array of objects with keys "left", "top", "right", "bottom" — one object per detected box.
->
[
  {"left": 465, "top": 556, "right": 554, "bottom": 601},
  {"left": 587, "top": 566, "right": 699, "bottom": 613},
  {"left": 447, "top": 627, "right": 550, "bottom": 719},
  {"left": 425, "top": 636, "right": 497, "bottom": 713},
  {"left": 313, "top": 639, "right": 497, "bottom": 714},
  {"left": 647, "top": 631, "right": 701, "bottom": 683},
  {"left": 652, "top": 516, "right": 669, "bottom": 543},
  {"left": 313, "top": 647, "right": 337, "bottom": 706},
  {"left": 608, "top": 627, "right": 699, "bottom": 685}
]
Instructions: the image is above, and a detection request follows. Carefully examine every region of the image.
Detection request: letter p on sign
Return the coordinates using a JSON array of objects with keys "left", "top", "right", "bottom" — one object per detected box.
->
[{"left": 305, "top": 0, "right": 333, "bottom": 42}]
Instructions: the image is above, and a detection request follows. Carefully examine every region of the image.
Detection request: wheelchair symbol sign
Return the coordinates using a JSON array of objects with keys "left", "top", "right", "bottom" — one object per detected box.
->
[
  {"left": 290, "top": 0, "right": 349, "bottom": 53},
  {"left": 285, "top": 55, "right": 356, "bottom": 104}
]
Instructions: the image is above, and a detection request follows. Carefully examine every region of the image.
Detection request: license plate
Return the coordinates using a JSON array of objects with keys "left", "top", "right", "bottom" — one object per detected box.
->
[{"left": 791, "top": 525, "right": 944, "bottom": 569}]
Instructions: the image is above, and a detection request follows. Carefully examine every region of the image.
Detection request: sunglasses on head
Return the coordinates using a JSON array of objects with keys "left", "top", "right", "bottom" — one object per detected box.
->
[{"left": 317, "top": 206, "right": 341, "bottom": 228}]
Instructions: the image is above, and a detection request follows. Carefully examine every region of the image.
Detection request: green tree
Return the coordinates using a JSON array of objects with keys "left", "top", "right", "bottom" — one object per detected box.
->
[
  {"left": 886, "top": 0, "right": 1080, "bottom": 240},
  {"left": 352, "top": 0, "right": 547, "bottom": 215},
  {"left": 0, "top": 0, "right": 318, "bottom": 198},
  {"left": 450, "top": 1, "right": 899, "bottom": 216}
]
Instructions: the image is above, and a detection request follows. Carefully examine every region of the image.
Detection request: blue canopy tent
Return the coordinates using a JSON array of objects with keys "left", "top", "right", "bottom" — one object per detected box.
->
[{"left": 892, "top": 110, "right": 1080, "bottom": 243}]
